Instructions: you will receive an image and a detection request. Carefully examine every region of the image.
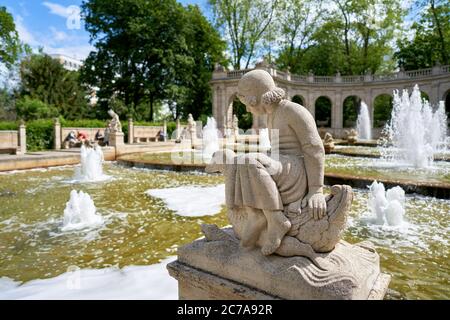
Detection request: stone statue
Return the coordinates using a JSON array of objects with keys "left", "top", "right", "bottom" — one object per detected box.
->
[
  {"left": 107, "top": 109, "right": 122, "bottom": 133},
  {"left": 345, "top": 128, "right": 358, "bottom": 144},
  {"left": 323, "top": 132, "right": 335, "bottom": 154},
  {"left": 187, "top": 113, "right": 197, "bottom": 147},
  {"left": 206, "top": 70, "right": 352, "bottom": 259},
  {"left": 168, "top": 70, "right": 389, "bottom": 300}
]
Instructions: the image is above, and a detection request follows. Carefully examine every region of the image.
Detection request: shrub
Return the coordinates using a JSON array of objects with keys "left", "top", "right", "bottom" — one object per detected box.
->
[{"left": 15, "top": 97, "right": 58, "bottom": 121}]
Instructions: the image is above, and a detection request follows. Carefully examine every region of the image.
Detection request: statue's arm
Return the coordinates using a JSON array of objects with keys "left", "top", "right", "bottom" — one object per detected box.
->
[{"left": 287, "top": 104, "right": 325, "bottom": 193}]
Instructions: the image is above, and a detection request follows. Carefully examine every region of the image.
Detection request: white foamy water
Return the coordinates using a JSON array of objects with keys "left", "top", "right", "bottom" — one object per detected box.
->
[
  {"left": 62, "top": 190, "right": 104, "bottom": 232},
  {"left": 368, "top": 181, "right": 405, "bottom": 226},
  {"left": 356, "top": 101, "right": 372, "bottom": 140},
  {"left": 201, "top": 117, "right": 220, "bottom": 160},
  {"left": 381, "top": 84, "right": 448, "bottom": 168},
  {"left": 72, "top": 145, "right": 111, "bottom": 182},
  {"left": 0, "top": 257, "right": 177, "bottom": 300},
  {"left": 146, "top": 184, "right": 225, "bottom": 217}
]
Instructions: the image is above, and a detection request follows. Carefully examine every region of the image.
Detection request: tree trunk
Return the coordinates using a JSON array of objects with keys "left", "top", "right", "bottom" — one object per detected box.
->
[
  {"left": 430, "top": 0, "right": 449, "bottom": 65},
  {"left": 149, "top": 94, "right": 154, "bottom": 122}
]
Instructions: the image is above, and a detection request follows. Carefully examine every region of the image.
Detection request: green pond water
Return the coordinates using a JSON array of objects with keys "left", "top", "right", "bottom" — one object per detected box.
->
[
  {"left": 0, "top": 163, "right": 449, "bottom": 299},
  {"left": 120, "top": 151, "right": 450, "bottom": 185}
]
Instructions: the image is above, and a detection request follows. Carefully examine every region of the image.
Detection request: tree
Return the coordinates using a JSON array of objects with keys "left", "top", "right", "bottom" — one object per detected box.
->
[
  {"left": 20, "top": 52, "right": 89, "bottom": 119},
  {"left": 276, "top": 0, "right": 323, "bottom": 72},
  {"left": 276, "top": 0, "right": 404, "bottom": 76},
  {"left": 81, "top": 0, "right": 225, "bottom": 121},
  {"left": 15, "top": 96, "right": 58, "bottom": 121},
  {"left": 209, "top": 0, "right": 279, "bottom": 69},
  {"left": 0, "top": 6, "right": 26, "bottom": 70},
  {"left": 395, "top": 0, "right": 449, "bottom": 69},
  {"left": 174, "top": 5, "right": 227, "bottom": 119}
]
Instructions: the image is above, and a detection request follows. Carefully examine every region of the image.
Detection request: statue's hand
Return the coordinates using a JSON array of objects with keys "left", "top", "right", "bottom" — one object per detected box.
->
[{"left": 301, "top": 191, "right": 327, "bottom": 220}]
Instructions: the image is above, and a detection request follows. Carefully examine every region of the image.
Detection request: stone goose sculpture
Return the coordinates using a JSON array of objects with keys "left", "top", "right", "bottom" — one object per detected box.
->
[{"left": 206, "top": 149, "right": 353, "bottom": 268}]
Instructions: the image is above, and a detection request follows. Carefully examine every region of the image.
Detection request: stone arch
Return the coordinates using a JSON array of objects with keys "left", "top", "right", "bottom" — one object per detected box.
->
[
  {"left": 292, "top": 94, "right": 305, "bottom": 106},
  {"left": 314, "top": 96, "right": 332, "bottom": 127},
  {"left": 342, "top": 95, "right": 363, "bottom": 128},
  {"left": 373, "top": 94, "right": 393, "bottom": 128}
]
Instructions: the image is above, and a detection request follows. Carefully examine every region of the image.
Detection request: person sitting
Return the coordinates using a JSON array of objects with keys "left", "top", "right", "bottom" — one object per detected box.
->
[
  {"left": 77, "top": 131, "right": 88, "bottom": 142},
  {"left": 63, "top": 131, "right": 79, "bottom": 149},
  {"left": 95, "top": 130, "right": 104, "bottom": 144}
]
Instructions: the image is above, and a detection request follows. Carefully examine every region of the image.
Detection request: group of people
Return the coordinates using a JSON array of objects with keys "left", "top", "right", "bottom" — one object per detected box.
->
[{"left": 62, "top": 109, "right": 121, "bottom": 149}]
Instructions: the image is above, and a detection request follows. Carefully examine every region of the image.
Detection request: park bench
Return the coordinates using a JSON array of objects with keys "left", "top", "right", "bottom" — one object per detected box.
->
[
  {"left": 59, "top": 127, "right": 105, "bottom": 149},
  {"left": 132, "top": 125, "right": 164, "bottom": 143},
  {"left": 0, "top": 126, "right": 26, "bottom": 154}
]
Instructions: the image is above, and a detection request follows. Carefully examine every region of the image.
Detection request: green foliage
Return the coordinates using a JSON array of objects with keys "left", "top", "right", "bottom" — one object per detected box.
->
[
  {"left": 343, "top": 96, "right": 361, "bottom": 127},
  {"left": 0, "top": 119, "right": 55, "bottom": 151},
  {"left": 25, "top": 119, "right": 54, "bottom": 151},
  {"left": 20, "top": 52, "right": 90, "bottom": 120},
  {"left": 209, "top": 0, "right": 278, "bottom": 69},
  {"left": 315, "top": 97, "right": 331, "bottom": 126},
  {"left": 276, "top": 0, "right": 404, "bottom": 76},
  {"left": 373, "top": 94, "right": 392, "bottom": 127},
  {"left": 81, "top": 0, "right": 226, "bottom": 121},
  {"left": 0, "top": 6, "right": 28, "bottom": 69},
  {"left": 15, "top": 96, "right": 58, "bottom": 121},
  {"left": 60, "top": 119, "right": 107, "bottom": 128},
  {"left": 233, "top": 99, "right": 253, "bottom": 130},
  {"left": 395, "top": 0, "right": 449, "bottom": 69},
  {"left": 0, "top": 88, "right": 15, "bottom": 120}
]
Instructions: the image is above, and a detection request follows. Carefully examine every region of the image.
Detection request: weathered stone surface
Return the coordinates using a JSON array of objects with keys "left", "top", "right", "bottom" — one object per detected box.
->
[{"left": 172, "top": 227, "right": 389, "bottom": 300}]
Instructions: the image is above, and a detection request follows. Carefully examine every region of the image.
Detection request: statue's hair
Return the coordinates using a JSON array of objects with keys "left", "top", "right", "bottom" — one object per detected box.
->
[
  {"left": 238, "top": 87, "right": 285, "bottom": 107},
  {"left": 261, "top": 87, "right": 286, "bottom": 105}
]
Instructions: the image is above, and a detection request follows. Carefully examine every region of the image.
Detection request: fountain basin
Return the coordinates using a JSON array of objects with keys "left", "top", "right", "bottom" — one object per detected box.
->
[
  {"left": 118, "top": 152, "right": 450, "bottom": 198},
  {"left": 0, "top": 163, "right": 448, "bottom": 299}
]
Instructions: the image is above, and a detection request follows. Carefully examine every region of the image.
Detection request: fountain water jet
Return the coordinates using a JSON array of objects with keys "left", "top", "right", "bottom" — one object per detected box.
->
[
  {"left": 380, "top": 85, "right": 448, "bottom": 168},
  {"left": 73, "top": 144, "right": 110, "bottom": 182},
  {"left": 62, "top": 190, "right": 104, "bottom": 231},
  {"left": 357, "top": 101, "right": 372, "bottom": 140},
  {"left": 368, "top": 181, "right": 405, "bottom": 226},
  {"left": 201, "top": 117, "right": 220, "bottom": 160}
]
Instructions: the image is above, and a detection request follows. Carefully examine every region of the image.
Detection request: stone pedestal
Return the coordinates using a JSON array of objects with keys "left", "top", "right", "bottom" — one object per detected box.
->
[
  {"left": 109, "top": 131, "right": 124, "bottom": 147},
  {"left": 128, "top": 118, "right": 134, "bottom": 144},
  {"left": 167, "top": 227, "right": 390, "bottom": 300}
]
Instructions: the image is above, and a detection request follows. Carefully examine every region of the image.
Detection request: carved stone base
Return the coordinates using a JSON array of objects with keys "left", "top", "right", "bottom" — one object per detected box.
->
[
  {"left": 109, "top": 131, "right": 124, "bottom": 147},
  {"left": 167, "top": 228, "right": 390, "bottom": 300}
]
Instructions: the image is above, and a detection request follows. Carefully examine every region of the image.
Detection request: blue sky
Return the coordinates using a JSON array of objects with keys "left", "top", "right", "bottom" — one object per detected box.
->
[{"left": 2, "top": 0, "right": 210, "bottom": 61}]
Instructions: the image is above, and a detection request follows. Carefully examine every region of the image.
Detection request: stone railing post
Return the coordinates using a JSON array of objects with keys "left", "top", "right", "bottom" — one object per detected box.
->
[
  {"left": 19, "top": 120, "right": 26, "bottom": 154},
  {"left": 54, "top": 118, "right": 61, "bottom": 149},
  {"left": 176, "top": 117, "right": 181, "bottom": 140},
  {"left": 128, "top": 118, "right": 134, "bottom": 144},
  {"left": 432, "top": 64, "right": 442, "bottom": 75},
  {"left": 286, "top": 70, "right": 291, "bottom": 81},
  {"left": 334, "top": 72, "right": 342, "bottom": 83},
  {"left": 163, "top": 120, "right": 167, "bottom": 142},
  {"left": 307, "top": 71, "right": 314, "bottom": 83}
]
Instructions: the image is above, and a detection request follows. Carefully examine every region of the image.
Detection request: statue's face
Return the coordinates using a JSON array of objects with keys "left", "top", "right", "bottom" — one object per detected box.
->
[{"left": 237, "top": 94, "right": 266, "bottom": 116}]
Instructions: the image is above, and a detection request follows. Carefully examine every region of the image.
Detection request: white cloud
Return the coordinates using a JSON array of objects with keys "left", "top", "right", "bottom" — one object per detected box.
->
[
  {"left": 15, "top": 15, "right": 39, "bottom": 46},
  {"left": 42, "top": 1, "right": 72, "bottom": 18},
  {"left": 49, "top": 26, "right": 69, "bottom": 42}
]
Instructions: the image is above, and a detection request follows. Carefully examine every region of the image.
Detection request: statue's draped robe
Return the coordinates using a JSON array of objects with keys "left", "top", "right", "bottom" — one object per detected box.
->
[{"left": 225, "top": 100, "right": 324, "bottom": 211}]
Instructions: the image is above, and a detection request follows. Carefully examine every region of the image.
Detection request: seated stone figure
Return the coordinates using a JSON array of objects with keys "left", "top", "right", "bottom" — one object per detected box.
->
[{"left": 206, "top": 70, "right": 352, "bottom": 261}]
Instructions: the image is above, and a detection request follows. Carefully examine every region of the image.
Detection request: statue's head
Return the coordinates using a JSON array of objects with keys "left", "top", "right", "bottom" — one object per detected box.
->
[{"left": 237, "top": 70, "right": 285, "bottom": 116}]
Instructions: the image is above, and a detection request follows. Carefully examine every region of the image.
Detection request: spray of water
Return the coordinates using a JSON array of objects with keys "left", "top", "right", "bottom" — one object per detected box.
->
[
  {"left": 201, "top": 117, "right": 220, "bottom": 160},
  {"left": 380, "top": 85, "right": 448, "bottom": 168},
  {"left": 368, "top": 181, "right": 405, "bottom": 226},
  {"left": 356, "top": 101, "right": 372, "bottom": 140},
  {"left": 62, "top": 190, "right": 104, "bottom": 231}
]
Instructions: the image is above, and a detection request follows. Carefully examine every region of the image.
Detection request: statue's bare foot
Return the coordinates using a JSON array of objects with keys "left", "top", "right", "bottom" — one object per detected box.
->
[{"left": 261, "top": 211, "right": 291, "bottom": 256}]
